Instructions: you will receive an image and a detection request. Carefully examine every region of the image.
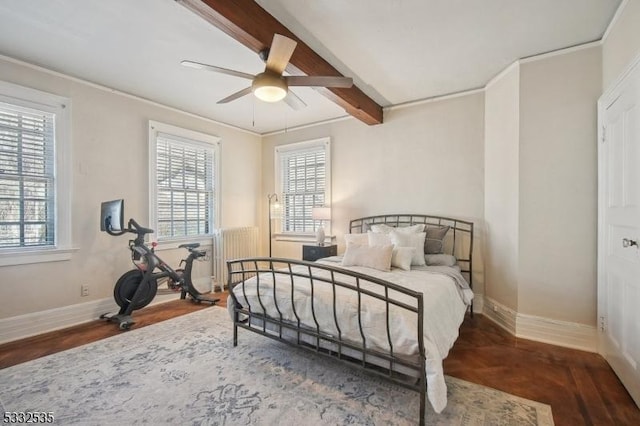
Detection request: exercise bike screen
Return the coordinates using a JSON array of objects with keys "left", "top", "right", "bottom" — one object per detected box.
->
[{"left": 100, "top": 199, "right": 125, "bottom": 232}]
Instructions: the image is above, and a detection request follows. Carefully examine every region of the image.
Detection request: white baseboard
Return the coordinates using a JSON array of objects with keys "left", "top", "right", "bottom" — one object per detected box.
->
[
  {"left": 516, "top": 313, "right": 597, "bottom": 352},
  {"left": 2, "top": 291, "right": 597, "bottom": 353},
  {"left": 482, "top": 297, "right": 517, "bottom": 335},
  {"left": 482, "top": 296, "right": 597, "bottom": 352},
  {"left": 0, "top": 294, "right": 177, "bottom": 344}
]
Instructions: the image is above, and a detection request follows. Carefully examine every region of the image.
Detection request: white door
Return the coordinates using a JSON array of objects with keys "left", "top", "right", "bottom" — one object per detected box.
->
[{"left": 598, "top": 55, "right": 640, "bottom": 408}]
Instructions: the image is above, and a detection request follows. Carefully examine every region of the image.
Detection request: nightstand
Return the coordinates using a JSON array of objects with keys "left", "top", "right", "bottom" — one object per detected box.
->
[{"left": 302, "top": 244, "right": 337, "bottom": 261}]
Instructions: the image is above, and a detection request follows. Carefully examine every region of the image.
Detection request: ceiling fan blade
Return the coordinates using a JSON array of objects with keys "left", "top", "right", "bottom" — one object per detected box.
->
[
  {"left": 217, "top": 87, "right": 253, "bottom": 104},
  {"left": 286, "top": 75, "right": 353, "bottom": 88},
  {"left": 181, "top": 60, "right": 254, "bottom": 80},
  {"left": 265, "top": 34, "right": 297, "bottom": 75},
  {"left": 283, "top": 90, "right": 307, "bottom": 110}
]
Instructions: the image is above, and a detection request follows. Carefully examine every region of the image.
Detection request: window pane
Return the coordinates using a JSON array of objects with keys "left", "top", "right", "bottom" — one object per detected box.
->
[
  {"left": 24, "top": 223, "right": 48, "bottom": 246},
  {"left": 23, "top": 199, "right": 47, "bottom": 222},
  {"left": 0, "top": 102, "right": 55, "bottom": 248},
  {"left": 0, "top": 224, "right": 20, "bottom": 248},
  {"left": 155, "top": 133, "right": 215, "bottom": 240},
  {"left": 278, "top": 141, "right": 328, "bottom": 233}
]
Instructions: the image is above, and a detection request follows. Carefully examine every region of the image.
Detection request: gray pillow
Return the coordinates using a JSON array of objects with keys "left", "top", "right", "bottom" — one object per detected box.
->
[
  {"left": 424, "top": 225, "right": 450, "bottom": 254},
  {"left": 425, "top": 254, "right": 457, "bottom": 267}
]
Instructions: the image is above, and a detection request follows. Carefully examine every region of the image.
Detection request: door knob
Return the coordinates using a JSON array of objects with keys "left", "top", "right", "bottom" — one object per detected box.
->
[{"left": 622, "top": 238, "right": 638, "bottom": 248}]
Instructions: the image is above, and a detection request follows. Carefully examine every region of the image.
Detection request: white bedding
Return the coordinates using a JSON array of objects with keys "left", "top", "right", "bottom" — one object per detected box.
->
[{"left": 229, "top": 258, "right": 473, "bottom": 413}]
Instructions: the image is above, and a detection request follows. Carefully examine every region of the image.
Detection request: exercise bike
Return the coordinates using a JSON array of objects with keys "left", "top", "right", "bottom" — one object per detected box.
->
[{"left": 100, "top": 199, "right": 218, "bottom": 330}]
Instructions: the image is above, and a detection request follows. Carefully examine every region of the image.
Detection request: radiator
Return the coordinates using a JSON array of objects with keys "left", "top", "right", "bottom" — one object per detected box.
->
[{"left": 212, "top": 226, "right": 259, "bottom": 290}]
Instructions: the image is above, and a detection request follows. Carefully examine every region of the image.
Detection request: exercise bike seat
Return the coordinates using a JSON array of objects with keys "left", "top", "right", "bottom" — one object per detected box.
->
[{"left": 178, "top": 242, "right": 200, "bottom": 250}]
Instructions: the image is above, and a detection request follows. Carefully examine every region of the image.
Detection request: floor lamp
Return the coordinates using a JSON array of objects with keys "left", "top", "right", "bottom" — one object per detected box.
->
[{"left": 267, "top": 193, "right": 279, "bottom": 257}]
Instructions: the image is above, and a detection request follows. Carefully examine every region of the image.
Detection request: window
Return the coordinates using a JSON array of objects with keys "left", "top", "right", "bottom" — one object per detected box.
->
[
  {"left": 275, "top": 137, "right": 331, "bottom": 235},
  {"left": 149, "top": 121, "right": 220, "bottom": 243},
  {"left": 0, "top": 81, "right": 71, "bottom": 266}
]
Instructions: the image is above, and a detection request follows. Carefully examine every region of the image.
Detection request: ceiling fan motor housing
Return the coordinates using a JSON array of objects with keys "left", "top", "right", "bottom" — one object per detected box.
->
[{"left": 252, "top": 71, "right": 288, "bottom": 102}]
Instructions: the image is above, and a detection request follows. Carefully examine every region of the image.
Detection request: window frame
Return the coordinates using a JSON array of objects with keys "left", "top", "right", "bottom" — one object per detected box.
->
[
  {"left": 274, "top": 137, "right": 331, "bottom": 239},
  {"left": 148, "top": 120, "right": 220, "bottom": 249},
  {"left": 0, "top": 81, "right": 73, "bottom": 267}
]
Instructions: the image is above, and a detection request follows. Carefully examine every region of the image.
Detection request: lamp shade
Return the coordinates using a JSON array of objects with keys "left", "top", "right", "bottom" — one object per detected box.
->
[
  {"left": 312, "top": 207, "right": 331, "bottom": 221},
  {"left": 270, "top": 200, "right": 282, "bottom": 219}
]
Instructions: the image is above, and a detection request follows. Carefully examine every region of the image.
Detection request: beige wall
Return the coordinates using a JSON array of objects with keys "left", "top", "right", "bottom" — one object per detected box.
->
[
  {"left": 483, "top": 46, "right": 601, "bottom": 327},
  {"left": 484, "top": 64, "right": 520, "bottom": 311},
  {"left": 602, "top": 0, "right": 640, "bottom": 89},
  {"left": 518, "top": 46, "right": 602, "bottom": 324},
  {"left": 5, "top": 0, "right": 638, "bottom": 336},
  {"left": 0, "top": 58, "right": 262, "bottom": 319},
  {"left": 262, "top": 93, "right": 486, "bottom": 294}
]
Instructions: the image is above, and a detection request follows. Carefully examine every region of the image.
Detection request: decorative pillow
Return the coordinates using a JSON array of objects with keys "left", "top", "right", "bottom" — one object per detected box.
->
[
  {"left": 390, "top": 231, "right": 426, "bottom": 266},
  {"left": 341, "top": 243, "right": 393, "bottom": 271},
  {"left": 367, "top": 231, "right": 392, "bottom": 246},
  {"left": 425, "top": 254, "right": 457, "bottom": 267},
  {"left": 370, "top": 223, "right": 425, "bottom": 234},
  {"left": 391, "top": 246, "right": 414, "bottom": 270},
  {"left": 344, "top": 233, "right": 369, "bottom": 246},
  {"left": 369, "top": 223, "right": 392, "bottom": 233},
  {"left": 424, "top": 226, "right": 450, "bottom": 254}
]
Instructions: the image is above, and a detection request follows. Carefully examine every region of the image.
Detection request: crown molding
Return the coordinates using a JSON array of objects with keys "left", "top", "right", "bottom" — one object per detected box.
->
[
  {"left": 602, "top": 0, "right": 630, "bottom": 42},
  {"left": 0, "top": 54, "right": 261, "bottom": 137}
]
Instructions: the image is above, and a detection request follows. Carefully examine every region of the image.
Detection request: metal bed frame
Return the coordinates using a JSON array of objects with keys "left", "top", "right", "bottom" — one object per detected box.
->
[{"left": 226, "top": 214, "right": 474, "bottom": 425}]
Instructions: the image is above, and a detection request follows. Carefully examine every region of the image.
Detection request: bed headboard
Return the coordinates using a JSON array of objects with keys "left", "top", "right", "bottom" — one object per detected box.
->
[{"left": 349, "top": 214, "right": 474, "bottom": 289}]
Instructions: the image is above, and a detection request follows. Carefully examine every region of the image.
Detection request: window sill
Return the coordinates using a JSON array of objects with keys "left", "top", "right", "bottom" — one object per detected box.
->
[
  {"left": 154, "top": 236, "right": 214, "bottom": 251},
  {"left": 274, "top": 233, "right": 335, "bottom": 244},
  {"left": 0, "top": 247, "right": 79, "bottom": 267}
]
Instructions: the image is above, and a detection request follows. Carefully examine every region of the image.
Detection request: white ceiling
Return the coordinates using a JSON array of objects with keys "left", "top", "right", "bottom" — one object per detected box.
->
[{"left": 0, "top": 0, "right": 622, "bottom": 134}]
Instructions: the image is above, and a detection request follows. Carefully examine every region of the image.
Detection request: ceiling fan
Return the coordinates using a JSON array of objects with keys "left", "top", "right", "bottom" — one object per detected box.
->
[{"left": 181, "top": 34, "right": 353, "bottom": 110}]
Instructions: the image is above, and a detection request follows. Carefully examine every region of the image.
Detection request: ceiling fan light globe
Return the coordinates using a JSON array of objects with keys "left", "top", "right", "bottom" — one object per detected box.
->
[
  {"left": 254, "top": 85, "right": 287, "bottom": 102},
  {"left": 252, "top": 72, "right": 288, "bottom": 102}
]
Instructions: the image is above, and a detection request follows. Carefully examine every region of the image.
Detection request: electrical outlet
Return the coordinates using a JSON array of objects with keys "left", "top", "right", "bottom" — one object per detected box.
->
[{"left": 81, "top": 284, "right": 89, "bottom": 297}]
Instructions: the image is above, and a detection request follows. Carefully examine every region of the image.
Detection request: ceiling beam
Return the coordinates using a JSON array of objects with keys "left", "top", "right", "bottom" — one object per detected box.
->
[{"left": 176, "top": 0, "right": 383, "bottom": 126}]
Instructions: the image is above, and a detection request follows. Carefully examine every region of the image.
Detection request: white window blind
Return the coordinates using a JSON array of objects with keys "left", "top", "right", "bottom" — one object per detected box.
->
[
  {"left": 155, "top": 133, "right": 215, "bottom": 240},
  {"left": 0, "top": 102, "right": 56, "bottom": 249},
  {"left": 277, "top": 138, "right": 330, "bottom": 233}
]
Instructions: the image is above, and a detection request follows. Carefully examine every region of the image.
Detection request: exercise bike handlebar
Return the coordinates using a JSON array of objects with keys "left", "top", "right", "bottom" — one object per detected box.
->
[
  {"left": 127, "top": 220, "right": 204, "bottom": 257},
  {"left": 105, "top": 218, "right": 154, "bottom": 237},
  {"left": 106, "top": 218, "right": 203, "bottom": 256},
  {"left": 127, "top": 218, "right": 154, "bottom": 236}
]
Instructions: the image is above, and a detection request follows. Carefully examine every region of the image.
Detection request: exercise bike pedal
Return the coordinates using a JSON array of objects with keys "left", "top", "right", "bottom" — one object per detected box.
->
[
  {"left": 179, "top": 288, "right": 219, "bottom": 305},
  {"left": 190, "top": 297, "right": 219, "bottom": 304},
  {"left": 189, "top": 294, "right": 219, "bottom": 305},
  {"left": 100, "top": 313, "right": 136, "bottom": 330}
]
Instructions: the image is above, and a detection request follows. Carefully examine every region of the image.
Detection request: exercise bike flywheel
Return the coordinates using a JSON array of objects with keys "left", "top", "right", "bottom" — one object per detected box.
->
[{"left": 113, "top": 269, "right": 157, "bottom": 310}]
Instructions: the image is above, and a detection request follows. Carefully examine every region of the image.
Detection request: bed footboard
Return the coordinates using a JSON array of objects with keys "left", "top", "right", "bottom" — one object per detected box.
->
[{"left": 227, "top": 257, "right": 428, "bottom": 425}]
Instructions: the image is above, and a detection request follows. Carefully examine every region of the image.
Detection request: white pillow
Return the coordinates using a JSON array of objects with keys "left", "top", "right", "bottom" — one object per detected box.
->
[
  {"left": 391, "top": 247, "right": 414, "bottom": 270},
  {"left": 390, "top": 231, "right": 426, "bottom": 266},
  {"left": 344, "top": 233, "right": 369, "bottom": 246},
  {"left": 368, "top": 231, "right": 392, "bottom": 246},
  {"left": 370, "top": 223, "right": 425, "bottom": 234},
  {"left": 342, "top": 243, "right": 393, "bottom": 271}
]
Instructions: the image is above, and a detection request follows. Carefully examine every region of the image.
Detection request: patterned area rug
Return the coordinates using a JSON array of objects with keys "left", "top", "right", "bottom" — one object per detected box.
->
[{"left": 0, "top": 307, "right": 554, "bottom": 425}]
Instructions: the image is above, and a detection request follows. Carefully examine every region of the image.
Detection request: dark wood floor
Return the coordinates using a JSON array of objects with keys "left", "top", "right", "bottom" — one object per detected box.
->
[
  {"left": 1, "top": 293, "right": 638, "bottom": 425},
  {"left": 444, "top": 315, "right": 640, "bottom": 425}
]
